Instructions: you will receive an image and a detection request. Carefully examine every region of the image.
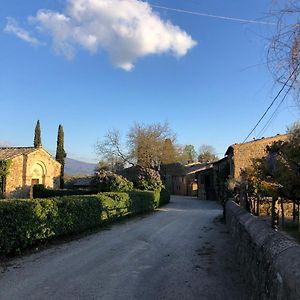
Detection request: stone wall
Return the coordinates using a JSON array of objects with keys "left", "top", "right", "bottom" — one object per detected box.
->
[
  {"left": 226, "top": 200, "right": 300, "bottom": 300},
  {"left": 5, "top": 155, "right": 25, "bottom": 198},
  {"left": 229, "top": 134, "right": 287, "bottom": 178}
]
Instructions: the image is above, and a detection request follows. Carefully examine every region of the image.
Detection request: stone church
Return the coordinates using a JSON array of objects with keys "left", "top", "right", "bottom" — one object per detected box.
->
[{"left": 0, "top": 146, "right": 61, "bottom": 198}]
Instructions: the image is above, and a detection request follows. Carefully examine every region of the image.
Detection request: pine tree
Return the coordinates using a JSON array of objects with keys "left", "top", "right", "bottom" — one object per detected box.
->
[
  {"left": 34, "top": 120, "right": 42, "bottom": 148},
  {"left": 56, "top": 124, "right": 67, "bottom": 188}
]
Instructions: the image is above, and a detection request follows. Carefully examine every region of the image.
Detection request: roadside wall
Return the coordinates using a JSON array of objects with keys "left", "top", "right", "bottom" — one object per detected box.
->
[{"left": 226, "top": 200, "right": 300, "bottom": 300}]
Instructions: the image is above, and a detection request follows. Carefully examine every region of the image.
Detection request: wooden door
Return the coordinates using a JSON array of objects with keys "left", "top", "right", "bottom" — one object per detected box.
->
[{"left": 31, "top": 179, "right": 40, "bottom": 186}]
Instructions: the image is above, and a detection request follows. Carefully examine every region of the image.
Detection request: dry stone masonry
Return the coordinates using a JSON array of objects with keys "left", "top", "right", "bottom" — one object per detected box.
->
[{"left": 226, "top": 200, "right": 300, "bottom": 300}]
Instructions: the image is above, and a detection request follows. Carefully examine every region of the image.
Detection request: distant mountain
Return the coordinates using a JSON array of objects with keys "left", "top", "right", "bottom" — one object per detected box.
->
[{"left": 65, "top": 158, "right": 96, "bottom": 175}]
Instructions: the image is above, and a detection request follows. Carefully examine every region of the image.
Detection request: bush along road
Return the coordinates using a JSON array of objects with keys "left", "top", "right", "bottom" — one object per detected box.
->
[
  {"left": 0, "top": 196, "right": 247, "bottom": 300},
  {"left": 0, "top": 189, "right": 170, "bottom": 256}
]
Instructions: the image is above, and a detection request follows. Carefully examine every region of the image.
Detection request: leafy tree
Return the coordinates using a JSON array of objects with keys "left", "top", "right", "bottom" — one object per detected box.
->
[
  {"left": 198, "top": 144, "right": 219, "bottom": 163},
  {"left": 0, "top": 160, "right": 12, "bottom": 198},
  {"left": 266, "top": 122, "right": 300, "bottom": 199},
  {"left": 56, "top": 124, "right": 67, "bottom": 188},
  {"left": 161, "top": 138, "right": 177, "bottom": 165},
  {"left": 34, "top": 120, "right": 42, "bottom": 148},
  {"left": 238, "top": 122, "right": 300, "bottom": 230},
  {"left": 182, "top": 145, "right": 197, "bottom": 164},
  {"left": 160, "top": 139, "right": 184, "bottom": 185}
]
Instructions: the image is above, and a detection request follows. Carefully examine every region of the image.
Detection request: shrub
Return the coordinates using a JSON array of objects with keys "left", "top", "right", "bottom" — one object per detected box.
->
[
  {"left": 0, "top": 189, "right": 169, "bottom": 255},
  {"left": 93, "top": 171, "right": 134, "bottom": 192},
  {"left": 158, "top": 188, "right": 171, "bottom": 206},
  {"left": 129, "top": 190, "right": 157, "bottom": 213},
  {"left": 33, "top": 184, "right": 97, "bottom": 198},
  {"left": 99, "top": 192, "right": 131, "bottom": 220},
  {"left": 121, "top": 166, "right": 163, "bottom": 191}
]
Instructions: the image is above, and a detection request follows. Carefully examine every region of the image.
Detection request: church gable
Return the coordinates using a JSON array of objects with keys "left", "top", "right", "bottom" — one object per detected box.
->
[{"left": 1, "top": 147, "right": 61, "bottom": 198}]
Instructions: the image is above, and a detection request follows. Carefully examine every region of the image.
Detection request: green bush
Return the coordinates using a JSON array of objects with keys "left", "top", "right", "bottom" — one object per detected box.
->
[
  {"left": 33, "top": 184, "right": 97, "bottom": 198},
  {"left": 93, "top": 171, "right": 134, "bottom": 192},
  {"left": 158, "top": 188, "right": 171, "bottom": 206},
  {"left": 129, "top": 190, "right": 157, "bottom": 213},
  {"left": 0, "top": 189, "right": 170, "bottom": 255}
]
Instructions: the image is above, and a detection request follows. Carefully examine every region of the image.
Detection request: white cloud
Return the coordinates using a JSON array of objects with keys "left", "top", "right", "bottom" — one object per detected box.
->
[
  {"left": 30, "top": 0, "right": 197, "bottom": 70},
  {"left": 4, "top": 17, "right": 43, "bottom": 46}
]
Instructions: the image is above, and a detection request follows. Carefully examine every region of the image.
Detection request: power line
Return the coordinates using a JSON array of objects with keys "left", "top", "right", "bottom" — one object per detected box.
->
[
  {"left": 150, "top": 4, "right": 276, "bottom": 25},
  {"left": 257, "top": 84, "right": 294, "bottom": 138},
  {"left": 242, "top": 66, "right": 299, "bottom": 143}
]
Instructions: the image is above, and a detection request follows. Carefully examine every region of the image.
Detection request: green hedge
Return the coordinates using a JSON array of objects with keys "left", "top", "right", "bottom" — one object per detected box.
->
[
  {"left": 0, "top": 189, "right": 170, "bottom": 255},
  {"left": 32, "top": 184, "right": 97, "bottom": 198}
]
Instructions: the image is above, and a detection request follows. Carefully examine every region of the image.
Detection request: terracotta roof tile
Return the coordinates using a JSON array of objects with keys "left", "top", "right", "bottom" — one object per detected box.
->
[{"left": 0, "top": 147, "right": 36, "bottom": 160}]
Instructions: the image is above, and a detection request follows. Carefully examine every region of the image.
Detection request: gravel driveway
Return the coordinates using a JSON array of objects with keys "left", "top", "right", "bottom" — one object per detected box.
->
[{"left": 0, "top": 196, "right": 246, "bottom": 300}]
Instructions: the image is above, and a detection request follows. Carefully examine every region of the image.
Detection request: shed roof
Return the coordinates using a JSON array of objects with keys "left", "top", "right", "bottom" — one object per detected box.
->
[
  {"left": 0, "top": 147, "right": 37, "bottom": 160},
  {"left": 186, "top": 162, "right": 213, "bottom": 175}
]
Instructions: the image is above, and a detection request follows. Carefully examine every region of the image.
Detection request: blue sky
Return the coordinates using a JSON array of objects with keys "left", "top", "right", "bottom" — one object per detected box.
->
[{"left": 0, "top": 0, "right": 298, "bottom": 162}]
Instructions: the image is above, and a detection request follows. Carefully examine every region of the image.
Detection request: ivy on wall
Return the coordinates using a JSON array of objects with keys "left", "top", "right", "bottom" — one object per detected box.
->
[{"left": 0, "top": 160, "right": 12, "bottom": 196}]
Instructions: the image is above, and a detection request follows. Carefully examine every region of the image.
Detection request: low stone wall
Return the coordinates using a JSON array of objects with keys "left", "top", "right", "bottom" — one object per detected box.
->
[{"left": 226, "top": 200, "right": 300, "bottom": 300}]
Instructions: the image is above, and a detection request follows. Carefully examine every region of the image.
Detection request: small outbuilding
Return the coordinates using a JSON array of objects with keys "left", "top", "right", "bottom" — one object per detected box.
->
[
  {"left": 0, "top": 147, "right": 61, "bottom": 198},
  {"left": 171, "top": 162, "right": 210, "bottom": 197}
]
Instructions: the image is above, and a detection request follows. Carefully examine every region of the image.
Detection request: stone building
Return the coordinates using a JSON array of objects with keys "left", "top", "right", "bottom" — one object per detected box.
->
[
  {"left": 196, "top": 134, "right": 288, "bottom": 201},
  {"left": 0, "top": 147, "right": 61, "bottom": 198},
  {"left": 195, "top": 164, "right": 214, "bottom": 200},
  {"left": 171, "top": 162, "right": 209, "bottom": 196},
  {"left": 225, "top": 134, "right": 288, "bottom": 179}
]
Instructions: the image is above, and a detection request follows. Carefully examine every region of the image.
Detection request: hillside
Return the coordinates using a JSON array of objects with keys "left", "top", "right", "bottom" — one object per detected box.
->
[{"left": 65, "top": 158, "right": 96, "bottom": 175}]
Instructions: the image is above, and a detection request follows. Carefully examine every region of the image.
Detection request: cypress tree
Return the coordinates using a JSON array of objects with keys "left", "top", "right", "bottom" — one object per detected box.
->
[
  {"left": 56, "top": 124, "right": 67, "bottom": 188},
  {"left": 34, "top": 120, "right": 42, "bottom": 148}
]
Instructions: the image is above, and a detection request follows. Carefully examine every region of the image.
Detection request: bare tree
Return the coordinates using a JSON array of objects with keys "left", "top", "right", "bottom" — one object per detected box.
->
[
  {"left": 127, "top": 122, "right": 176, "bottom": 170},
  {"left": 198, "top": 144, "right": 219, "bottom": 163},
  {"left": 268, "top": 1, "right": 300, "bottom": 102},
  {"left": 96, "top": 122, "right": 178, "bottom": 171},
  {"left": 96, "top": 129, "right": 134, "bottom": 168}
]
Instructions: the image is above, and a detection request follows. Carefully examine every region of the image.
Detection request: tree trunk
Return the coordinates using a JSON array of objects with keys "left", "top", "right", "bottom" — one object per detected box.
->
[
  {"left": 293, "top": 200, "right": 296, "bottom": 222},
  {"left": 271, "top": 196, "right": 278, "bottom": 229},
  {"left": 247, "top": 193, "right": 252, "bottom": 213},
  {"left": 297, "top": 200, "right": 300, "bottom": 241},
  {"left": 280, "top": 197, "right": 285, "bottom": 230},
  {"left": 256, "top": 195, "right": 260, "bottom": 216}
]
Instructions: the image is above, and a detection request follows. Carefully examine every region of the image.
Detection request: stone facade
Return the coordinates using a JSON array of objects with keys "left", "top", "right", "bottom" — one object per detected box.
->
[
  {"left": 226, "top": 134, "right": 288, "bottom": 179},
  {"left": 226, "top": 200, "right": 300, "bottom": 299},
  {"left": 172, "top": 174, "right": 198, "bottom": 196},
  {"left": 171, "top": 163, "right": 209, "bottom": 197},
  {"left": 196, "top": 166, "right": 215, "bottom": 200},
  {"left": 196, "top": 134, "right": 288, "bottom": 202},
  {"left": 1, "top": 147, "right": 61, "bottom": 198}
]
